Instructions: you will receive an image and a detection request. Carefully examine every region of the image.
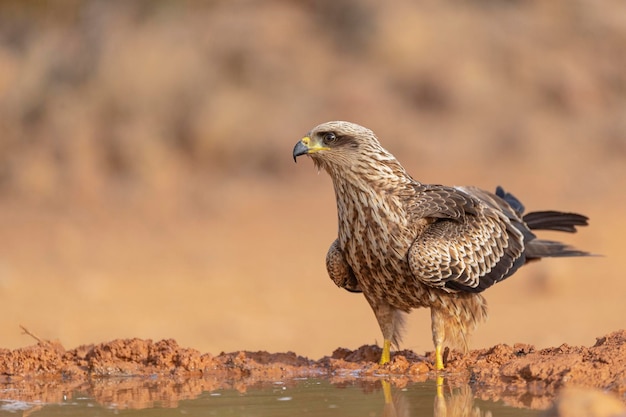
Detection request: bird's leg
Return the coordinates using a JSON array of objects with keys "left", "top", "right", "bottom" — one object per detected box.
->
[
  {"left": 435, "top": 345, "right": 444, "bottom": 371},
  {"left": 366, "top": 297, "right": 404, "bottom": 365},
  {"left": 431, "top": 308, "right": 445, "bottom": 371},
  {"left": 380, "top": 339, "right": 392, "bottom": 365}
]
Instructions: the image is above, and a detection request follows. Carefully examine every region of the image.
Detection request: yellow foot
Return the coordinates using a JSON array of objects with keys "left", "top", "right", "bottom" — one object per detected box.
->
[
  {"left": 379, "top": 339, "right": 392, "bottom": 365},
  {"left": 435, "top": 344, "right": 444, "bottom": 371}
]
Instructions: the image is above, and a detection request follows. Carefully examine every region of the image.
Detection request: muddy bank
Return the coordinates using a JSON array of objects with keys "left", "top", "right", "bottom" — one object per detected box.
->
[{"left": 0, "top": 330, "right": 624, "bottom": 410}]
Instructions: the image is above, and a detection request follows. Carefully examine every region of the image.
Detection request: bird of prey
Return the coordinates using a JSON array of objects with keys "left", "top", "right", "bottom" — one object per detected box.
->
[{"left": 293, "top": 121, "right": 590, "bottom": 370}]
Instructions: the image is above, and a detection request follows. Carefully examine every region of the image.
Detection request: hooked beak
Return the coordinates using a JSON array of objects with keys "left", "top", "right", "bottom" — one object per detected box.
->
[
  {"left": 292, "top": 136, "right": 330, "bottom": 163},
  {"left": 292, "top": 140, "right": 309, "bottom": 162}
]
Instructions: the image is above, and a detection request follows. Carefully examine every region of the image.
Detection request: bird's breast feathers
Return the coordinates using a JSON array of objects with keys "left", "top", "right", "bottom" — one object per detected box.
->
[{"left": 335, "top": 186, "right": 428, "bottom": 304}]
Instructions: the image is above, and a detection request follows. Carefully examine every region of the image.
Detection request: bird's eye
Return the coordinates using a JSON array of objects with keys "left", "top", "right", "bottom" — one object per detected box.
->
[{"left": 323, "top": 132, "right": 337, "bottom": 143}]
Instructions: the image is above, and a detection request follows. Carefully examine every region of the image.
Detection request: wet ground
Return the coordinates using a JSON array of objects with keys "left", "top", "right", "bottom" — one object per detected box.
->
[{"left": 1, "top": 330, "right": 624, "bottom": 414}]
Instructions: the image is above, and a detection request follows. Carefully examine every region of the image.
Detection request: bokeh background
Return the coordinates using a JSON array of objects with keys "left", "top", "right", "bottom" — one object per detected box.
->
[{"left": 0, "top": 0, "right": 624, "bottom": 359}]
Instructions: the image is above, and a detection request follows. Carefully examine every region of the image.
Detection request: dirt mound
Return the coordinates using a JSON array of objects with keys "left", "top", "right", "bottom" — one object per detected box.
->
[
  {"left": 1, "top": 330, "right": 624, "bottom": 410},
  {"left": 449, "top": 331, "right": 626, "bottom": 408},
  {"left": 0, "top": 337, "right": 317, "bottom": 382}
]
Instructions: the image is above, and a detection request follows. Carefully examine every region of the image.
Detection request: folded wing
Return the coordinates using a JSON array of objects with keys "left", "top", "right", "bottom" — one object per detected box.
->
[{"left": 407, "top": 185, "right": 526, "bottom": 293}]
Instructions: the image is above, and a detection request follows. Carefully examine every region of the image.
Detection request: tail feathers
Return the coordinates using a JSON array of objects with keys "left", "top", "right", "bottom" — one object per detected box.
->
[
  {"left": 526, "top": 239, "right": 591, "bottom": 259},
  {"left": 523, "top": 210, "right": 589, "bottom": 233}
]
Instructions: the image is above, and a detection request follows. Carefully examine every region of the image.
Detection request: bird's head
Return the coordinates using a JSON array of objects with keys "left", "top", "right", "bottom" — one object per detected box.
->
[{"left": 293, "top": 121, "right": 399, "bottom": 176}]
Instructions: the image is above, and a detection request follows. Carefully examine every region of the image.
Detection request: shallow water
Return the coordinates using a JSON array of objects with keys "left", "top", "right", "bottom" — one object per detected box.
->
[{"left": 0, "top": 378, "right": 540, "bottom": 417}]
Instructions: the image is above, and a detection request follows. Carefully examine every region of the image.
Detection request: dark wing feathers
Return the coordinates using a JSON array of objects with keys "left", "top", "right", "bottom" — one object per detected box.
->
[
  {"left": 495, "top": 186, "right": 589, "bottom": 233},
  {"left": 496, "top": 185, "right": 525, "bottom": 216},
  {"left": 523, "top": 210, "right": 588, "bottom": 233},
  {"left": 407, "top": 185, "right": 525, "bottom": 293},
  {"left": 523, "top": 211, "right": 591, "bottom": 258},
  {"left": 406, "top": 185, "right": 589, "bottom": 293},
  {"left": 525, "top": 238, "right": 590, "bottom": 259}
]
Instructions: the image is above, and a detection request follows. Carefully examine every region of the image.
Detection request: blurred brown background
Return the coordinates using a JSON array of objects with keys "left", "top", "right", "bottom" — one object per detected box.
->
[{"left": 0, "top": 0, "right": 624, "bottom": 358}]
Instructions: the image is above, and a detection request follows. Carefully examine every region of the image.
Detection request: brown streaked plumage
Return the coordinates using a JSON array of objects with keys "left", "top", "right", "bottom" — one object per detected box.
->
[{"left": 293, "top": 121, "right": 591, "bottom": 369}]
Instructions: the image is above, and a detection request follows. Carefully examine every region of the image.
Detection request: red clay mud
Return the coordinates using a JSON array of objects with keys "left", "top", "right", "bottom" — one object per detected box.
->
[{"left": 0, "top": 330, "right": 624, "bottom": 410}]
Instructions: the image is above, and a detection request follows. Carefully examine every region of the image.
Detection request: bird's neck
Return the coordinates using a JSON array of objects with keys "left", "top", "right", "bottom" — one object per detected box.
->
[
  {"left": 329, "top": 163, "right": 416, "bottom": 250},
  {"left": 327, "top": 159, "right": 415, "bottom": 197}
]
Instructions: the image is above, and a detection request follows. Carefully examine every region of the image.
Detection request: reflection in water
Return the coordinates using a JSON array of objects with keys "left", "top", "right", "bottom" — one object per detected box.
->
[
  {"left": 0, "top": 377, "right": 215, "bottom": 410},
  {"left": 0, "top": 376, "right": 539, "bottom": 416},
  {"left": 434, "top": 376, "right": 491, "bottom": 417},
  {"left": 381, "top": 376, "right": 492, "bottom": 417},
  {"left": 381, "top": 380, "right": 411, "bottom": 417}
]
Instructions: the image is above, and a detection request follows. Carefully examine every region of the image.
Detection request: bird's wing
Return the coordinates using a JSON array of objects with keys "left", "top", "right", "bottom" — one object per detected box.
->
[
  {"left": 407, "top": 185, "right": 526, "bottom": 293},
  {"left": 326, "top": 239, "right": 362, "bottom": 293},
  {"left": 404, "top": 184, "right": 481, "bottom": 220}
]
